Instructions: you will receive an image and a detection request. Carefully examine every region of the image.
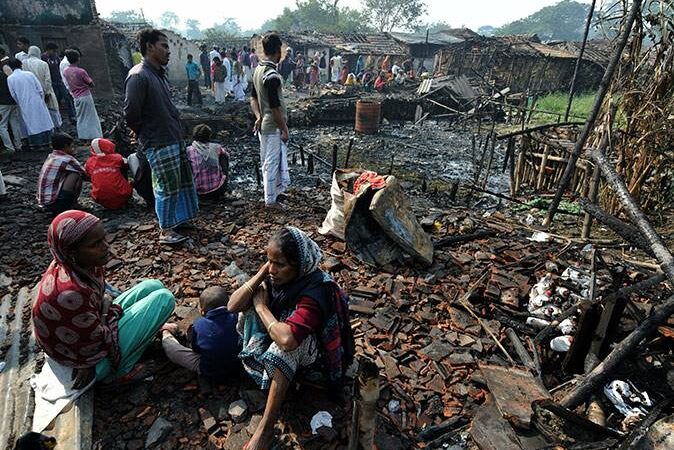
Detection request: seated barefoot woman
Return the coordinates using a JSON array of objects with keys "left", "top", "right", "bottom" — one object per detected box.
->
[
  {"left": 228, "top": 226, "right": 353, "bottom": 450},
  {"left": 32, "top": 211, "right": 176, "bottom": 387}
]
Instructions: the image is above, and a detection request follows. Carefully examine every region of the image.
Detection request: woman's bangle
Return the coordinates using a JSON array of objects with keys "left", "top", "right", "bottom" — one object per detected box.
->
[
  {"left": 268, "top": 320, "right": 279, "bottom": 333},
  {"left": 243, "top": 282, "right": 254, "bottom": 296}
]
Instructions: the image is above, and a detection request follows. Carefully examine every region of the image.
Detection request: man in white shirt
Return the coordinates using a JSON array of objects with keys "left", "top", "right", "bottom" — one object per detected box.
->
[
  {"left": 330, "top": 53, "right": 343, "bottom": 83},
  {"left": 209, "top": 46, "right": 220, "bottom": 63},
  {"left": 6, "top": 59, "right": 54, "bottom": 149}
]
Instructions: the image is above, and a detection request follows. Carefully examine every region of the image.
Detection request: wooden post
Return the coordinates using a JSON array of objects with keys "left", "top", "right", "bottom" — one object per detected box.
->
[
  {"left": 480, "top": 133, "right": 496, "bottom": 190},
  {"left": 544, "top": 0, "right": 642, "bottom": 227},
  {"left": 332, "top": 144, "right": 338, "bottom": 174},
  {"left": 565, "top": 0, "right": 597, "bottom": 122},
  {"left": 307, "top": 153, "right": 314, "bottom": 174},
  {"left": 582, "top": 165, "right": 601, "bottom": 239},
  {"left": 582, "top": 104, "right": 617, "bottom": 239},
  {"left": 345, "top": 138, "right": 354, "bottom": 168},
  {"left": 348, "top": 358, "right": 380, "bottom": 450},
  {"left": 254, "top": 160, "right": 261, "bottom": 186},
  {"left": 513, "top": 148, "right": 525, "bottom": 195},
  {"left": 536, "top": 144, "right": 550, "bottom": 190}
]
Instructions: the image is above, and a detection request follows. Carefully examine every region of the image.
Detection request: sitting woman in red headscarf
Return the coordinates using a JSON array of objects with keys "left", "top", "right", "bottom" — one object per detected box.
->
[{"left": 32, "top": 211, "right": 175, "bottom": 387}]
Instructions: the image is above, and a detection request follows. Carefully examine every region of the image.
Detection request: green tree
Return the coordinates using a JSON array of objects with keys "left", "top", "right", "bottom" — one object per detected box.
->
[
  {"left": 184, "top": 19, "right": 202, "bottom": 39},
  {"left": 415, "top": 21, "right": 452, "bottom": 34},
  {"left": 106, "top": 10, "right": 145, "bottom": 23},
  {"left": 362, "top": 0, "right": 427, "bottom": 32},
  {"left": 267, "top": 0, "right": 371, "bottom": 33},
  {"left": 203, "top": 18, "right": 245, "bottom": 45},
  {"left": 478, "top": 25, "right": 496, "bottom": 36},
  {"left": 159, "top": 11, "right": 180, "bottom": 31},
  {"left": 494, "top": 0, "right": 591, "bottom": 41}
]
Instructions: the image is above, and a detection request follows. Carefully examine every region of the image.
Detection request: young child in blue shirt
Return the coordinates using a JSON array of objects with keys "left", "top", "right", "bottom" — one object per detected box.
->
[{"left": 161, "top": 286, "right": 241, "bottom": 379}]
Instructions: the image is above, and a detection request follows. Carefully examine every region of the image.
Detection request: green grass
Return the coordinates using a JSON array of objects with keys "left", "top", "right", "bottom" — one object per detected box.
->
[{"left": 529, "top": 92, "right": 596, "bottom": 123}]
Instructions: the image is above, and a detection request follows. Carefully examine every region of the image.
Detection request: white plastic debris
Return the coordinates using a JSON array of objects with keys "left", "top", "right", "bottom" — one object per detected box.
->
[
  {"left": 581, "top": 243, "right": 594, "bottom": 258},
  {"left": 531, "top": 305, "right": 562, "bottom": 318},
  {"left": 0, "top": 361, "right": 5, "bottom": 373},
  {"left": 524, "top": 214, "right": 536, "bottom": 225},
  {"left": 528, "top": 294, "right": 552, "bottom": 312},
  {"left": 603, "top": 380, "right": 652, "bottom": 419},
  {"left": 550, "top": 335, "right": 573, "bottom": 352},
  {"left": 555, "top": 286, "right": 570, "bottom": 298},
  {"left": 528, "top": 231, "right": 551, "bottom": 242},
  {"left": 545, "top": 261, "right": 559, "bottom": 273},
  {"left": 561, "top": 267, "right": 591, "bottom": 289},
  {"left": 526, "top": 317, "right": 551, "bottom": 328},
  {"left": 310, "top": 411, "right": 333, "bottom": 435},
  {"left": 558, "top": 318, "right": 576, "bottom": 335},
  {"left": 388, "top": 399, "right": 401, "bottom": 414}
]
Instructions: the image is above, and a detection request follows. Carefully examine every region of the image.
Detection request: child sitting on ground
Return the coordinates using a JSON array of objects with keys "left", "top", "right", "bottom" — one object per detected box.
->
[
  {"left": 161, "top": 286, "right": 241, "bottom": 379},
  {"left": 37, "top": 132, "right": 87, "bottom": 214},
  {"left": 85, "top": 138, "right": 133, "bottom": 209},
  {"left": 186, "top": 124, "right": 230, "bottom": 199}
]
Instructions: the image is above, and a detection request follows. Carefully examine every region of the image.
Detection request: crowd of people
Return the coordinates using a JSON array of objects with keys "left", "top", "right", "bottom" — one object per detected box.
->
[
  {"left": 274, "top": 48, "right": 429, "bottom": 94},
  {"left": 3, "top": 31, "right": 354, "bottom": 450},
  {"left": 187, "top": 44, "right": 259, "bottom": 105},
  {"left": 182, "top": 40, "right": 430, "bottom": 108}
]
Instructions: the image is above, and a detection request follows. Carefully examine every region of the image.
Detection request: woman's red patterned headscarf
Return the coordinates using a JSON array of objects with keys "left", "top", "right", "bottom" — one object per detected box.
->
[{"left": 32, "top": 211, "right": 122, "bottom": 369}]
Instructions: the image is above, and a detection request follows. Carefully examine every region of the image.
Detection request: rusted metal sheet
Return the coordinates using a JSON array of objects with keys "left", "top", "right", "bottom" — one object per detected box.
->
[
  {"left": 0, "top": 287, "right": 93, "bottom": 449},
  {"left": 479, "top": 363, "right": 551, "bottom": 430},
  {"left": 0, "top": 288, "right": 38, "bottom": 449}
]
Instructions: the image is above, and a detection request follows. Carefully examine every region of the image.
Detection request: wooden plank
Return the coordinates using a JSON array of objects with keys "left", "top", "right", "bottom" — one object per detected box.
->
[
  {"left": 480, "top": 364, "right": 551, "bottom": 430},
  {"left": 470, "top": 395, "right": 524, "bottom": 450}
]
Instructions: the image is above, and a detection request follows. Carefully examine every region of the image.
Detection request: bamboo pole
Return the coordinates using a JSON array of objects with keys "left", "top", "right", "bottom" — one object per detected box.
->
[
  {"left": 544, "top": 0, "right": 642, "bottom": 227},
  {"left": 536, "top": 144, "right": 550, "bottom": 189}
]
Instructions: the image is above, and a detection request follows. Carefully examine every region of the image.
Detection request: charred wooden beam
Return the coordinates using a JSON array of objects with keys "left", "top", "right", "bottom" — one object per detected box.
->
[
  {"left": 560, "top": 146, "right": 674, "bottom": 409},
  {"left": 496, "top": 121, "right": 584, "bottom": 140},
  {"left": 579, "top": 198, "right": 653, "bottom": 256},
  {"left": 434, "top": 229, "right": 496, "bottom": 249}
]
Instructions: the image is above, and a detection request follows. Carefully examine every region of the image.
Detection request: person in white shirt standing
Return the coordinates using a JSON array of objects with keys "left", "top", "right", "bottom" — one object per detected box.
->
[
  {"left": 22, "top": 46, "right": 62, "bottom": 130},
  {"left": 6, "top": 58, "right": 54, "bottom": 150},
  {"left": 330, "top": 53, "right": 343, "bottom": 83}
]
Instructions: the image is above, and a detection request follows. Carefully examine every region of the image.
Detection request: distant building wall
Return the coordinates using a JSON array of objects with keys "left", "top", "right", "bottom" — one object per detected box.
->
[
  {"left": 162, "top": 30, "right": 202, "bottom": 87},
  {"left": 0, "top": 0, "right": 97, "bottom": 25},
  {"left": 1, "top": 24, "right": 115, "bottom": 98}
]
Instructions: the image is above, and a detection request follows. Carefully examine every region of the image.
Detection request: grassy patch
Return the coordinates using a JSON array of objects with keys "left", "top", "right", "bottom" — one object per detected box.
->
[{"left": 529, "top": 92, "right": 596, "bottom": 123}]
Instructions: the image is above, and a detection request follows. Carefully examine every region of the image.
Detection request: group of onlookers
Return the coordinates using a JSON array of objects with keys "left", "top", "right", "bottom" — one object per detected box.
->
[
  {"left": 0, "top": 38, "right": 103, "bottom": 153},
  {"left": 188, "top": 44, "right": 258, "bottom": 105}
]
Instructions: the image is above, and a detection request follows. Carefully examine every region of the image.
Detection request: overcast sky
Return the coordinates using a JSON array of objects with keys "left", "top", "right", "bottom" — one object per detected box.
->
[{"left": 95, "top": 0, "right": 592, "bottom": 32}]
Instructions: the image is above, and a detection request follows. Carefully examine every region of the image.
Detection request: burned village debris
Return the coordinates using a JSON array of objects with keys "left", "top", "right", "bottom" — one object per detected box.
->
[{"left": 1, "top": 2, "right": 674, "bottom": 450}]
